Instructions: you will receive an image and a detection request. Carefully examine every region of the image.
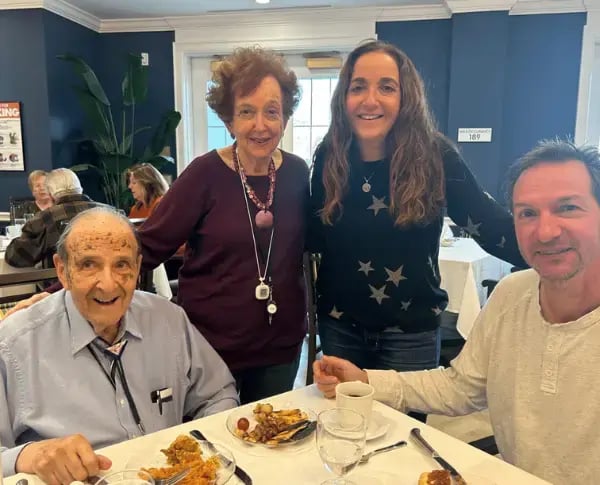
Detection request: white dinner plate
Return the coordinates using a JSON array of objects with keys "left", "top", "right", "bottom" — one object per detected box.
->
[{"left": 366, "top": 410, "right": 390, "bottom": 440}]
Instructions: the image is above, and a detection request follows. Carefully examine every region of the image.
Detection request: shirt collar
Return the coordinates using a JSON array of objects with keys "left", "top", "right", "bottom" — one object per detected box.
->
[{"left": 66, "top": 291, "right": 143, "bottom": 355}]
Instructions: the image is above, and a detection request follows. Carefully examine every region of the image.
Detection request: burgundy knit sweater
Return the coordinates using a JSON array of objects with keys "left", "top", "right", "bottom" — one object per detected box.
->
[{"left": 139, "top": 149, "right": 310, "bottom": 371}]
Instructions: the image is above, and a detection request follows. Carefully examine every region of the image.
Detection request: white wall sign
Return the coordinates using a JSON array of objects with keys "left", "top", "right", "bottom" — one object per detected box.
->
[
  {"left": 458, "top": 128, "right": 492, "bottom": 143},
  {"left": 0, "top": 102, "right": 25, "bottom": 171}
]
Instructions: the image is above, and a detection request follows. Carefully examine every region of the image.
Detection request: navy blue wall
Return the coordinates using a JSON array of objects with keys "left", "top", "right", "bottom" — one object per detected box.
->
[
  {"left": 0, "top": 9, "right": 51, "bottom": 207},
  {"left": 378, "top": 11, "right": 586, "bottom": 200},
  {"left": 500, "top": 13, "right": 586, "bottom": 198},
  {"left": 43, "top": 10, "right": 99, "bottom": 169},
  {"left": 377, "top": 20, "right": 452, "bottom": 133},
  {"left": 96, "top": 31, "right": 176, "bottom": 157},
  {"left": 446, "top": 12, "right": 510, "bottom": 196}
]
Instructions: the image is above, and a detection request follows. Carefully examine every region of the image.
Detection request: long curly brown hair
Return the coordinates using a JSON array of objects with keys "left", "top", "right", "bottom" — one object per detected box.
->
[{"left": 317, "top": 40, "right": 445, "bottom": 226}]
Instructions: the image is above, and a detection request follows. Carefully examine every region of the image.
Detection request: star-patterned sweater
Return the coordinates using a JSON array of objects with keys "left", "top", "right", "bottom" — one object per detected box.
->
[{"left": 309, "top": 139, "right": 527, "bottom": 333}]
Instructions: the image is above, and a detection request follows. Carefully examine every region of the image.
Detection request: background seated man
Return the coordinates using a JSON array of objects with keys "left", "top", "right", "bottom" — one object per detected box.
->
[
  {"left": 0, "top": 207, "right": 239, "bottom": 484},
  {"left": 313, "top": 140, "right": 600, "bottom": 485},
  {"left": 5, "top": 168, "right": 104, "bottom": 268}
]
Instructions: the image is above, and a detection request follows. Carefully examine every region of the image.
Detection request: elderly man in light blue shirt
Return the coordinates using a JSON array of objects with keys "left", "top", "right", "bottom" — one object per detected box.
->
[{"left": 0, "top": 207, "right": 239, "bottom": 484}]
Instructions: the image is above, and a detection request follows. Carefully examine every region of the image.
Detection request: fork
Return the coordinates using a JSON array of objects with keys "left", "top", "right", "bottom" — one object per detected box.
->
[
  {"left": 154, "top": 468, "right": 190, "bottom": 485},
  {"left": 341, "top": 440, "right": 407, "bottom": 474}
]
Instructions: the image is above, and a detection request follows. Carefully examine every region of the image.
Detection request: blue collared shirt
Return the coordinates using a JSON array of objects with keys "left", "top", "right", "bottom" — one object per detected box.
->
[{"left": 0, "top": 290, "right": 239, "bottom": 476}]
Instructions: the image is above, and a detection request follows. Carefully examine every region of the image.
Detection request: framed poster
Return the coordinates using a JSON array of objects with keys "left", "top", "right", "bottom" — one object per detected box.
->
[{"left": 0, "top": 102, "right": 25, "bottom": 171}]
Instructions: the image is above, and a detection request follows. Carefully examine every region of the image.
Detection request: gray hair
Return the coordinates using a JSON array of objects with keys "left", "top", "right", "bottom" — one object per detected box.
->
[
  {"left": 505, "top": 139, "right": 600, "bottom": 208},
  {"left": 56, "top": 207, "right": 140, "bottom": 264},
  {"left": 46, "top": 168, "right": 83, "bottom": 199}
]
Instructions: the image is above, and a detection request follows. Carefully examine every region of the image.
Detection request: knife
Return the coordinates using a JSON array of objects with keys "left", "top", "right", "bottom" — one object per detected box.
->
[
  {"left": 410, "top": 428, "right": 467, "bottom": 484},
  {"left": 190, "top": 429, "right": 253, "bottom": 485}
]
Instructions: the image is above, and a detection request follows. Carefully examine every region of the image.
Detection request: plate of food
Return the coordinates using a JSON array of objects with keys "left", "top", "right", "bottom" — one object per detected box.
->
[
  {"left": 127, "top": 435, "right": 236, "bottom": 485},
  {"left": 225, "top": 402, "right": 316, "bottom": 447}
]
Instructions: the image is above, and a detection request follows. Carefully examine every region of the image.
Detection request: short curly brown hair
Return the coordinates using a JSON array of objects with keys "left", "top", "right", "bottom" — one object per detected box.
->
[{"left": 206, "top": 46, "right": 300, "bottom": 124}]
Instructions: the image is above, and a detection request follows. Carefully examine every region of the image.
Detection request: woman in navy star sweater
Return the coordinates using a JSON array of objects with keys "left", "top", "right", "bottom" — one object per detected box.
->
[{"left": 309, "top": 40, "right": 526, "bottom": 379}]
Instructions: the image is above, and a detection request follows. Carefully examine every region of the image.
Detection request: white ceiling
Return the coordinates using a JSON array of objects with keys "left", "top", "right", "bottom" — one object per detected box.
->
[{"left": 66, "top": 0, "right": 431, "bottom": 19}]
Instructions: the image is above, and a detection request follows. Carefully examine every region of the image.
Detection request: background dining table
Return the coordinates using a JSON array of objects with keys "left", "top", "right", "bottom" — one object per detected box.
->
[
  {"left": 439, "top": 237, "right": 513, "bottom": 338},
  {"left": 4, "top": 385, "right": 550, "bottom": 485}
]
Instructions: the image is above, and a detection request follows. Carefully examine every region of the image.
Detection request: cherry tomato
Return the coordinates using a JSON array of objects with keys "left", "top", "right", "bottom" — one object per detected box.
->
[{"left": 237, "top": 417, "right": 250, "bottom": 431}]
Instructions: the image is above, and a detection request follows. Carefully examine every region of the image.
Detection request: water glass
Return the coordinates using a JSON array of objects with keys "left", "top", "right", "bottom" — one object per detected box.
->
[
  {"left": 93, "top": 470, "right": 154, "bottom": 485},
  {"left": 316, "top": 408, "right": 366, "bottom": 485}
]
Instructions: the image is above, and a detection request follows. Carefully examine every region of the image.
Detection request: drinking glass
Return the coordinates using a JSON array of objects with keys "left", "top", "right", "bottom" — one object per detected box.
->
[
  {"left": 24, "top": 213, "right": 34, "bottom": 222},
  {"left": 13, "top": 218, "right": 25, "bottom": 226},
  {"left": 316, "top": 408, "right": 366, "bottom": 485},
  {"left": 94, "top": 470, "right": 154, "bottom": 485}
]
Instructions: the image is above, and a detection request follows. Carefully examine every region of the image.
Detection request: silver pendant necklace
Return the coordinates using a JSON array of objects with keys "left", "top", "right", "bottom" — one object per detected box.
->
[
  {"left": 237, "top": 159, "right": 277, "bottom": 322},
  {"left": 362, "top": 173, "right": 374, "bottom": 193}
]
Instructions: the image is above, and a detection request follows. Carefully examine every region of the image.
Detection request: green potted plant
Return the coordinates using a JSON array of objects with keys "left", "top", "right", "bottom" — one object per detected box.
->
[{"left": 58, "top": 53, "right": 181, "bottom": 209}]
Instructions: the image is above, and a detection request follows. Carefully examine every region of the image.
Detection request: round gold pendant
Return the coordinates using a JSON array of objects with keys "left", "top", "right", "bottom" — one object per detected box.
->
[{"left": 362, "top": 182, "right": 371, "bottom": 193}]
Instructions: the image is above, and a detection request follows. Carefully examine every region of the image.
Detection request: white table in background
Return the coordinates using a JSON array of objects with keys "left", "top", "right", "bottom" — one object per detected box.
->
[
  {"left": 4, "top": 385, "right": 550, "bottom": 485},
  {"left": 439, "top": 238, "right": 512, "bottom": 338}
]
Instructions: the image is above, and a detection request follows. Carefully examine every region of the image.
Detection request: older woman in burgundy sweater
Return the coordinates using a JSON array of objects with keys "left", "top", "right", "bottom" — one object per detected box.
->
[{"left": 138, "top": 47, "right": 309, "bottom": 404}]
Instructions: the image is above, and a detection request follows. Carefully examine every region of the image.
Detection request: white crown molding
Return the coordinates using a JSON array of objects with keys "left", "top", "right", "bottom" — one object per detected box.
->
[
  {"left": 445, "top": 0, "right": 517, "bottom": 13},
  {"left": 0, "top": 0, "right": 592, "bottom": 33},
  {"left": 0, "top": 0, "right": 100, "bottom": 31},
  {"left": 44, "top": 0, "right": 101, "bottom": 31},
  {"left": 510, "top": 0, "right": 586, "bottom": 15},
  {"left": 0, "top": 1, "right": 43, "bottom": 9},
  {"left": 99, "top": 5, "right": 451, "bottom": 33}
]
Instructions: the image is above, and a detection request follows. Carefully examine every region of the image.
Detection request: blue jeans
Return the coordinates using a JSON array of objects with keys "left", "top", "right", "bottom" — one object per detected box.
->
[
  {"left": 318, "top": 314, "right": 441, "bottom": 372},
  {"left": 232, "top": 353, "right": 301, "bottom": 405}
]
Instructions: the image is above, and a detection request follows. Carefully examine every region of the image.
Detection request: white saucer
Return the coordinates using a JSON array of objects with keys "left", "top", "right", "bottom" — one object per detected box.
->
[{"left": 366, "top": 410, "right": 390, "bottom": 440}]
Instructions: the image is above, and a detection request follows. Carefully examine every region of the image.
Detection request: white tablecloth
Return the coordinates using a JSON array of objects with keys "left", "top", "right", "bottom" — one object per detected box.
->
[
  {"left": 439, "top": 238, "right": 512, "bottom": 338},
  {"left": 4, "top": 385, "right": 550, "bottom": 485}
]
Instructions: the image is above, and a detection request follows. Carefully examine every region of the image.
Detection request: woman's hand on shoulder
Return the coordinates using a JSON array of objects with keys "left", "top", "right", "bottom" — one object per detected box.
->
[{"left": 1, "top": 292, "right": 50, "bottom": 321}]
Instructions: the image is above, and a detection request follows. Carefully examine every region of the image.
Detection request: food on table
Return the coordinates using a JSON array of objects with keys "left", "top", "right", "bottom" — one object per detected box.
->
[
  {"left": 143, "top": 435, "right": 220, "bottom": 485},
  {"left": 418, "top": 470, "right": 452, "bottom": 485},
  {"left": 234, "top": 402, "right": 311, "bottom": 445},
  {"left": 236, "top": 417, "right": 250, "bottom": 431}
]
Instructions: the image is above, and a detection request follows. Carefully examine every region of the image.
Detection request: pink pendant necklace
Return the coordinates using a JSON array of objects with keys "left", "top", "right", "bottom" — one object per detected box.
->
[{"left": 232, "top": 144, "right": 276, "bottom": 229}]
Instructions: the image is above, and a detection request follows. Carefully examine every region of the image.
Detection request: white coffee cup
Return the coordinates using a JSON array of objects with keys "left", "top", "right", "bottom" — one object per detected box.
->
[{"left": 336, "top": 381, "right": 375, "bottom": 426}]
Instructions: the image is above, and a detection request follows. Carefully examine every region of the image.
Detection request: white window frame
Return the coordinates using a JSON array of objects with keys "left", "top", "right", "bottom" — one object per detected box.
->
[
  {"left": 171, "top": 8, "right": 377, "bottom": 173},
  {"left": 576, "top": 9, "right": 600, "bottom": 144}
]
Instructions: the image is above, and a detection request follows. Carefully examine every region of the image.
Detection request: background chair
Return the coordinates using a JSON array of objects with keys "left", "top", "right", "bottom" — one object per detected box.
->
[{"left": 304, "top": 252, "right": 320, "bottom": 385}]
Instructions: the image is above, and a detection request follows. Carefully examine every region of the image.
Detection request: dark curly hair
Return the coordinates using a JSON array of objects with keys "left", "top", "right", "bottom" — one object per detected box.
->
[{"left": 206, "top": 46, "right": 301, "bottom": 125}]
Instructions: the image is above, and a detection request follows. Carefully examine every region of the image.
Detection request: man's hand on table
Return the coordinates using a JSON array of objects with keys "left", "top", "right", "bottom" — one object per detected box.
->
[
  {"left": 16, "top": 434, "right": 112, "bottom": 485},
  {"left": 1, "top": 292, "right": 50, "bottom": 321},
  {"left": 313, "top": 355, "right": 368, "bottom": 398}
]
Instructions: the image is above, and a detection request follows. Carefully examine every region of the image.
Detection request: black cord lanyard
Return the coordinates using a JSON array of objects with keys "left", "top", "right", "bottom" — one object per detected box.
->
[{"left": 87, "top": 341, "right": 146, "bottom": 435}]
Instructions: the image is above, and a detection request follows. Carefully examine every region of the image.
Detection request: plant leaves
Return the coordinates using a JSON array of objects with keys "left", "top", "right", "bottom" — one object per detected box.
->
[
  {"left": 122, "top": 53, "right": 148, "bottom": 106},
  {"left": 73, "top": 87, "right": 112, "bottom": 142},
  {"left": 121, "top": 126, "right": 152, "bottom": 154},
  {"left": 58, "top": 54, "right": 110, "bottom": 106},
  {"left": 143, "top": 111, "right": 182, "bottom": 159},
  {"left": 69, "top": 163, "right": 101, "bottom": 173}
]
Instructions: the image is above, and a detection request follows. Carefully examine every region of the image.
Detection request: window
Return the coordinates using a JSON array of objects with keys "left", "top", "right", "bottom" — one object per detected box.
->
[{"left": 291, "top": 77, "right": 338, "bottom": 164}]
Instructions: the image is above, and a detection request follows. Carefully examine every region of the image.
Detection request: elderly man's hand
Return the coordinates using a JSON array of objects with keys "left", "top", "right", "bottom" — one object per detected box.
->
[
  {"left": 313, "top": 355, "right": 369, "bottom": 398},
  {"left": 1, "top": 292, "right": 50, "bottom": 321},
  {"left": 16, "top": 434, "right": 112, "bottom": 485}
]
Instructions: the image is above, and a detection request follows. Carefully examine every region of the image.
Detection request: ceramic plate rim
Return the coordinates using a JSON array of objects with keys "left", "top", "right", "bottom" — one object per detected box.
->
[{"left": 367, "top": 410, "right": 390, "bottom": 440}]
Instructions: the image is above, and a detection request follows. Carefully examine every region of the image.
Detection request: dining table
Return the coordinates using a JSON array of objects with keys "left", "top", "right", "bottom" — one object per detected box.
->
[
  {"left": 4, "top": 385, "right": 550, "bottom": 485},
  {"left": 438, "top": 238, "right": 512, "bottom": 338},
  {"left": 0, "top": 249, "right": 56, "bottom": 301}
]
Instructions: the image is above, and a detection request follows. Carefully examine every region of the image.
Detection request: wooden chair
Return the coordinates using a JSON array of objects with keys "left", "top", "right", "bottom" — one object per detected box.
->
[{"left": 304, "top": 252, "right": 320, "bottom": 385}]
